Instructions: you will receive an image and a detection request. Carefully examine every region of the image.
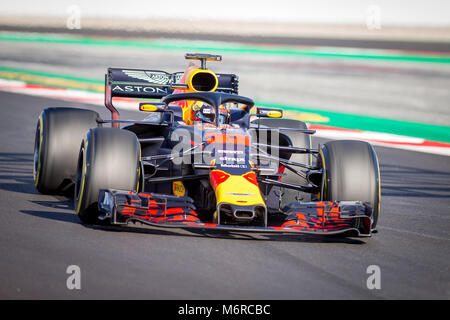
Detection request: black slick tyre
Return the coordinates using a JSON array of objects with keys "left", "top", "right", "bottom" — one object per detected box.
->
[
  {"left": 33, "top": 107, "right": 100, "bottom": 194},
  {"left": 74, "top": 127, "right": 140, "bottom": 224},
  {"left": 320, "top": 140, "right": 381, "bottom": 228}
]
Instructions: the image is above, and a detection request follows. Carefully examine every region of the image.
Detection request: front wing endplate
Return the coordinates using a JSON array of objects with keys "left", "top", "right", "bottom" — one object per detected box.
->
[{"left": 98, "top": 190, "right": 373, "bottom": 237}]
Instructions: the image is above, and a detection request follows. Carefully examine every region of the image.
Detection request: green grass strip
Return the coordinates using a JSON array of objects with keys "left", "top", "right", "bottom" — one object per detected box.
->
[
  {"left": 257, "top": 101, "right": 450, "bottom": 144},
  {"left": 0, "top": 65, "right": 104, "bottom": 91},
  {"left": 0, "top": 65, "right": 103, "bottom": 85},
  {"left": 1, "top": 32, "right": 450, "bottom": 64}
]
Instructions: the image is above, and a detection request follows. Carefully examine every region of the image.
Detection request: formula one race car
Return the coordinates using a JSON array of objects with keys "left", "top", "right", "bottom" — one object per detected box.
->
[{"left": 33, "top": 53, "right": 380, "bottom": 237}]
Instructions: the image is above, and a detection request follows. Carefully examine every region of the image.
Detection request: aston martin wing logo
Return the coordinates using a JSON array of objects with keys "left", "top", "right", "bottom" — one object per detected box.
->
[{"left": 122, "top": 70, "right": 171, "bottom": 85}]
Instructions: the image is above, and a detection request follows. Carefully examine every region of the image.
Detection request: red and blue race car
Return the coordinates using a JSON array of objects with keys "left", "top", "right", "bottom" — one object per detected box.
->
[{"left": 33, "top": 53, "right": 380, "bottom": 237}]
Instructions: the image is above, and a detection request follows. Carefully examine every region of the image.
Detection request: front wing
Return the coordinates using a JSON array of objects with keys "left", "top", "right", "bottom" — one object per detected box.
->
[{"left": 98, "top": 190, "right": 374, "bottom": 237}]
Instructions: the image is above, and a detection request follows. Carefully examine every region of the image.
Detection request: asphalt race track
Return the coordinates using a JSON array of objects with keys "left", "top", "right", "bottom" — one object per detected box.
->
[{"left": 0, "top": 90, "right": 449, "bottom": 299}]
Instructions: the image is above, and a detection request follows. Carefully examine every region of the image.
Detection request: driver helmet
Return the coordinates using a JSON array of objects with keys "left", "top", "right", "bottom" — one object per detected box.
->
[{"left": 192, "top": 102, "right": 229, "bottom": 124}]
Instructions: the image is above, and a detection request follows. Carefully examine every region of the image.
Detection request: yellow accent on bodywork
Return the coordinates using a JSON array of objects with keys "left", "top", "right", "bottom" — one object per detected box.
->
[
  {"left": 172, "top": 181, "right": 186, "bottom": 197},
  {"left": 319, "top": 148, "right": 326, "bottom": 201},
  {"left": 214, "top": 175, "right": 265, "bottom": 207},
  {"left": 76, "top": 139, "right": 87, "bottom": 215},
  {"left": 137, "top": 146, "right": 142, "bottom": 192},
  {"left": 186, "top": 68, "right": 219, "bottom": 93},
  {"left": 139, "top": 104, "right": 159, "bottom": 112},
  {"left": 267, "top": 110, "right": 282, "bottom": 118}
]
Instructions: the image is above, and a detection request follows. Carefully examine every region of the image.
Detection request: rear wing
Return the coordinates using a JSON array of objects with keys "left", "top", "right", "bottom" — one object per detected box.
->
[
  {"left": 105, "top": 68, "right": 239, "bottom": 126},
  {"left": 106, "top": 68, "right": 238, "bottom": 98}
]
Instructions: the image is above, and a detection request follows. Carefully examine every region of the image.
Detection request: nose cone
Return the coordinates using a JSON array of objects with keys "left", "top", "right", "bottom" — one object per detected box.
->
[{"left": 210, "top": 170, "right": 265, "bottom": 207}]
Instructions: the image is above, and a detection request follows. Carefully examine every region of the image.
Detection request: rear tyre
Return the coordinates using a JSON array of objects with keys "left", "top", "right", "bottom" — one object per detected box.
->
[
  {"left": 252, "top": 118, "right": 312, "bottom": 208},
  {"left": 320, "top": 140, "right": 381, "bottom": 228},
  {"left": 33, "top": 108, "right": 100, "bottom": 194},
  {"left": 75, "top": 127, "right": 141, "bottom": 224}
]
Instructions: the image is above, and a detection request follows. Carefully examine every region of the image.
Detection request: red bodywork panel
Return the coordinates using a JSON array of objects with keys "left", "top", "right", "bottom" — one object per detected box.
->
[{"left": 99, "top": 190, "right": 373, "bottom": 237}]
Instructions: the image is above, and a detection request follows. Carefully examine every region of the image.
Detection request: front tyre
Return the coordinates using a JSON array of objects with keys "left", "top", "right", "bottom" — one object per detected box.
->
[
  {"left": 75, "top": 127, "right": 141, "bottom": 224},
  {"left": 320, "top": 140, "right": 381, "bottom": 228}
]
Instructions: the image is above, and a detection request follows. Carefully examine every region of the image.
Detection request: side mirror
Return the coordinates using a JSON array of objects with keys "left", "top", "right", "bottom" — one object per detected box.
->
[
  {"left": 256, "top": 107, "right": 283, "bottom": 118},
  {"left": 139, "top": 102, "right": 166, "bottom": 112}
]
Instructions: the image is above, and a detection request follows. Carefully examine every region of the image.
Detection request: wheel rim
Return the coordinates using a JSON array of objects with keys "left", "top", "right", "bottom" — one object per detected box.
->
[{"left": 74, "top": 146, "right": 85, "bottom": 211}]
